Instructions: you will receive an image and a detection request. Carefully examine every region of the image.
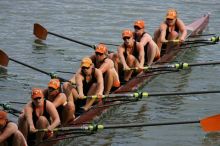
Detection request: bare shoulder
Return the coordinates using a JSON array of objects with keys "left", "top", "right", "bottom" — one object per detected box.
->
[{"left": 7, "top": 122, "right": 18, "bottom": 129}]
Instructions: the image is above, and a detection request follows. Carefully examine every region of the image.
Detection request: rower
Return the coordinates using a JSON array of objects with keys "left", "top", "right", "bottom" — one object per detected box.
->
[
  {"left": 74, "top": 57, "right": 104, "bottom": 114},
  {"left": 116, "top": 29, "right": 145, "bottom": 81},
  {"left": 133, "top": 20, "right": 160, "bottom": 65},
  {"left": 0, "top": 110, "right": 27, "bottom": 146},
  {"left": 153, "top": 8, "right": 187, "bottom": 55},
  {"left": 44, "top": 79, "right": 75, "bottom": 126},
  {"left": 18, "top": 88, "right": 60, "bottom": 145},
  {"left": 91, "top": 43, "right": 120, "bottom": 94}
]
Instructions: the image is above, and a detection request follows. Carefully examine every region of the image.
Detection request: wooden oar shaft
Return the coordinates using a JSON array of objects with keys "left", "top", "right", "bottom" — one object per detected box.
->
[{"left": 48, "top": 31, "right": 95, "bottom": 49}]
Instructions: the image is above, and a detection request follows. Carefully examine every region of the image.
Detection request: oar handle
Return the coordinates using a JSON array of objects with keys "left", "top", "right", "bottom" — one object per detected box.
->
[{"left": 48, "top": 32, "right": 96, "bottom": 49}]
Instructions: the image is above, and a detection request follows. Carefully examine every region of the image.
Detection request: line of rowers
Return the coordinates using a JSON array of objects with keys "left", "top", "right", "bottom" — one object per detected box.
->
[{"left": 0, "top": 9, "right": 187, "bottom": 146}]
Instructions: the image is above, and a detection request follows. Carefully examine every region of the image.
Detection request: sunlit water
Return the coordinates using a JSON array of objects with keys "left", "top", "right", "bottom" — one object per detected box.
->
[{"left": 0, "top": 0, "right": 220, "bottom": 146}]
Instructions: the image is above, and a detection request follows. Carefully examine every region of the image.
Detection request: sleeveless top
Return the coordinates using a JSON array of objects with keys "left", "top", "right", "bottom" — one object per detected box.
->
[
  {"left": 134, "top": 32, "right": 149, "bottom": 62},
  {"left": 165, "top": 19, "right": 180, "bottom": 39},
  {"left": 32, "top": 100, "right": 51, "bottom": 125},
  {"left": 44, "top": 92, "right": 64, "bottom": 118},
  {"left": 81, "top": 68, "right": 97, "bottom": 95},
  {"left": 123, "top": 41, "right": 139, "bottom": 61}
]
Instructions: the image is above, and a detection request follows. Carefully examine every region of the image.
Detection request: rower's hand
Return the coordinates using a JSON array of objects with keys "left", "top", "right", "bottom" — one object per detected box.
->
[
  {"left": 78, "top": 93, "right": 85, "bottom": 99},
  {"left": 179, "top": 37, "right": 185, "bottom": 44},
  {"left": 46, "top": 126, "right": 54, "bottom": 138},
  {"left": 123, "top": 65, "right": 130, "bottom": 71},
  {"left": 30, "top": 125, "right": 37, "bottom": 133}
]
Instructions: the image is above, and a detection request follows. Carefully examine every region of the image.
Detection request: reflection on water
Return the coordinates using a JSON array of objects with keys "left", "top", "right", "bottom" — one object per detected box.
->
[{"left": 203, "top": 132, "right": 220, "bottom": 146}]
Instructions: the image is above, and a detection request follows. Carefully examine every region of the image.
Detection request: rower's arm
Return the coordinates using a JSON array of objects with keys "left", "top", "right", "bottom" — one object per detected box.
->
[
  {"left": 95, "top": 69, "right": 104, "bottom": 95},
  {"left": 46, "top": 101, "right": 60, "bottom": 130},
  {"left": 118, "top": 46, "right": 128, "bottom": 69},
  {"left": 0, "top": 122, "right": 18, "bottom": 143},
  {"left": 75, "top": 73, "right": 84, "bottom": 97},
  {"left": 98, "top": 59, "right": 111, "bottom": 73},
  {"left": 52, "top": 93, "right": 67, "bottom": 108},
  {"left": 24, "top": 103, "right": 35, "bottom": 130},
  {"left": 159, "top": 23, "right": 167, "bottom": 43},
  {"left": 178, "top": 19, "right": 187, "bottom": 41},
  {"left": 137, "top": 43, "right": 145, "bottom": 67}
]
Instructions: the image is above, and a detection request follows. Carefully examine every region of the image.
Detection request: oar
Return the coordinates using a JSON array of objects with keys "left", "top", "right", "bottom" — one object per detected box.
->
[
  {"left": 80, "top": 90, "right": 220, "bottom": 100},
  {"left": 189, "top": 33, "right": 216, "bottom": 37},
  {"left": 36, "top": 114, "right": 220, "bottom": 132},
  {"left": 165, "top": 36, "right": 219, "bottom": 43},
  {"left": 127, "top": 60, "right": 220, "bottom": 71},
  {"left": 0, "top": 103, "right": 22, "bottom": 114},
  {"left": 33, "top": 23, "right": 96, "bottom": 49},
  {"left": 0, "top": 49, "right": 74, "bottom": 84}
]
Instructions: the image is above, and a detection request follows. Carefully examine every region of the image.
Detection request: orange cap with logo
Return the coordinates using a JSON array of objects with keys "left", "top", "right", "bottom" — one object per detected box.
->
[
  {"left": 0, "top": 110, "right": 8, "bottom": 125},
  {"left": 134, "top": 20, "right": 145, "bottom": 29},
  {"left": 31, "top": 88, "right": 44, "bottom": 99},
  {"left": 122, "top": 29, "right": 133, "bottom": 38},
  {"left": 81, "top": 57, "right": 93, "bottom": 68},
  {"left": 48, "top": 79, "right": 60, "bottom": 90},
  {"left": 95, "top": 43, "right": 108, "bottom": 54},
  {"left": 166, "top": 9, "right": 177, "bottom": 19}
]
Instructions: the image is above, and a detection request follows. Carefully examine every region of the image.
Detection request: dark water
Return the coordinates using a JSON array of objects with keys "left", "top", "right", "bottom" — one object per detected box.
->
[{"left": 0, "top": 0, "right": 220, "bottom": 146}]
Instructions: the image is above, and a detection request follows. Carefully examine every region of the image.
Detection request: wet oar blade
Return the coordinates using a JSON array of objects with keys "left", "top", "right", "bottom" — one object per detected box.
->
[
  {"left": 33, "top": 23, "right": 48, "bottom": 40},
  {"left": 200, "top": 114, "right": 220, "bottom": 132},
  {"left": 0, "top": 49, "right": 9, "bottom": 67}
]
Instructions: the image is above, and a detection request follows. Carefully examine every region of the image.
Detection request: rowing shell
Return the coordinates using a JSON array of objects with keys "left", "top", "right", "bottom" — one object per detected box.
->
[{"left": 52, "top": 13, "right": 209, "bottom": 145}]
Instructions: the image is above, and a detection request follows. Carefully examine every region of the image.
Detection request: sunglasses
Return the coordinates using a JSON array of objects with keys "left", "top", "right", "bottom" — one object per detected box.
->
[
  {"left": 123, "top": 37, "right": 131, "bottom": 41},
  {"left": 82, "top": 66, "right": 90, "bottom": 70},
  {"left": 48, "top": 87, "right": 57, "bottom": 92},
  {"left": 33, "top": 97, "right": 42, "bottom": 101},
  {"left": 134, "top": 26, "right": 141, "bottom": 30},
  {"left": 166, "top": 18, "right": 174, "bottom": 21},
  {"left": 95, "top": 52, "right": 104, "bottom": 56}
]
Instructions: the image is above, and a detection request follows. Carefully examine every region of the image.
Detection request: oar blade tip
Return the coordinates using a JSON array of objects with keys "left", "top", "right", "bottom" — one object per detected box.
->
[
  {"left": 200, "top": 114, "right": 220, "bottom": 132},
  {"left": 33, "top": 23, "right": 47, "bottom": 40},
  {"left": 0, "top": 49, "right": 9, "bottom": 67}
]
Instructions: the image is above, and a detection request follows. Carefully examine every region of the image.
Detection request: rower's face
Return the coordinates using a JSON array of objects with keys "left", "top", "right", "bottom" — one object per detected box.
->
[
  {"left": 134, "top": 26, "right": 143, "bottom": 36},
  {"left": 166, "top": 18, "right": 176, "bottom": 26},
  {"left": 95, "top": 52, "right": 105, "bottom": 61},
  {"left": 48, "top": 87, "right": 59, "bottom": 97},
  {"left": 123, "top": 36, "right": 133, "bottom": 46},
  {"left": 82, "top": 66, "right": 92, "bottom": 75},
  {"left": 32, "top": 97, "right": 44, "bottom": 107},
  {"left": 0, "top": 120, "right": 6, "bottom": 129}
]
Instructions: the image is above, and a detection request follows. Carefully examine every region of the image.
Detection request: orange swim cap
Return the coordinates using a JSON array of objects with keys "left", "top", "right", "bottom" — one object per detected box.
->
[
  {"left": 48, "top": 79, "right": 60, "bottom": 90},
  {"left": 0, "top": 110, "right": 7, "bottom": 126},
  {"left": 31, "top": 88, "right": 44, "bottom": 99},
  {"left": 166, "top": 9, "right": 177, "bottom": 19},
  {"left": 95, "top": 43, "right": 108, "bottom": 54},
  {"left": 122, "top": 29, "right": 133, "bottom": 38},
  {"left": 81, "top": 57, "right": 93, "bottom": 68},
  {"left": 134, "top": 20, "right": 145, "bottom": 29}
]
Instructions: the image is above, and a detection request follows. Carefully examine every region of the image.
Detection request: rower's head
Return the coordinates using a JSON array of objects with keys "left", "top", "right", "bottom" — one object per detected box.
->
[
  {"left": 48, "top": 79, "right": 60, "bottom": 97},
  {"left": 95, "top": 43, "right": 108, "bottom": 60},
  {"left": 122, "top": 29, "right": 133, "bottom": 46},
  {"left": 0, "top": 110, "right": 8, "bottom": 128},
  {"left": 166, "top": 8, "right": 177, "bottom": 25},
  {"left": 134, "top": 20, "right": 145, "bottom": 35},
  {"left": 31, "top": 88, "right": 44, "bottom": 106},
  {"left": 81, "top": 57, "right": 93, "bottom": 75}
]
